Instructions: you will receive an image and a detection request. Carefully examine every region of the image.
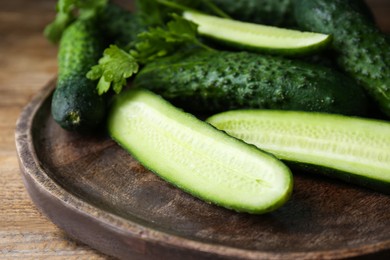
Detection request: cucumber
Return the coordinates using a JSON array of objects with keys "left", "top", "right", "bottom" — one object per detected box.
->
[
  {"left": 183, "top": 11, "right": 331, "bottom": 56},
  {"left": 207, "top": 0, "right": 295, "bottom": 27},
  {"left": 98, "top": 3, "right": 146, "bottom": 48},
  {"left": 207, "top": 0, "right": 372, "bottom": 27},
  {"left": 293, "top": 0, "right": 390, "bottom": 117},
  {"left": 207, "top": 110, "right": 390, "bottom": 193},
  {"left": 108, "top": 89, "right": 293, "bottom": 214},
  {"left": 156, "top": 0, "right": 295, "bottom": 27},
  {"left": 134, "top": 49, "right": 368, "bottom": 116},
  {"left": 51, "top": 19, "right": 105, "bottom": 131}
]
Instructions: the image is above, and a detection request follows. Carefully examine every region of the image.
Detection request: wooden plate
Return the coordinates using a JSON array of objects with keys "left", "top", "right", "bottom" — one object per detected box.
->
[{"left": 15, "top": 80, "right": 390, "bottom": 259}]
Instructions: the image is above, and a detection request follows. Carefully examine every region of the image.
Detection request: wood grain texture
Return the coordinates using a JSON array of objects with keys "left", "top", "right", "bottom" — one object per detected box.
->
[
  {"left": 0, "top": 0, "right": 108, "bottom": 258},
  {"left": 1, "top": 0, "right": 390, "bottom": 259}
]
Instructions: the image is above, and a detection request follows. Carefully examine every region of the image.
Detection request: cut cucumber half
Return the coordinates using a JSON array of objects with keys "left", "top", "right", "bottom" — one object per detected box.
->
[
  {"left": 108, "top": 89, "right": 293, "bottom": 214},
  {"left": 207, "top": 110, "right": 390, "bottom": 193},
  {"left": 183, "top": 11, "right": 332, "bottom": 55}
]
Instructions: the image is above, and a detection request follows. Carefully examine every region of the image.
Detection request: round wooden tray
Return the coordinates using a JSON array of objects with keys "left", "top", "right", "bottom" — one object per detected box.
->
[{"left": 15, "top": 80, "right": 390, "bottom": 259}]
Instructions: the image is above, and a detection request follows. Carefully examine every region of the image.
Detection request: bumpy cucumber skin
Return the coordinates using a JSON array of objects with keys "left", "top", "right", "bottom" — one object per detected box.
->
[
  {"left": 209, "top": 0, "right": 295, "bottom": 27},
  {"left": 293, "top": 0, "right": 390, "bottom": 117},
  {"left": 134, "top": 50, "right": 368, "bottom": 116},
  {"left": 208, "top": 0, "right": 372, "bottom": 27},
  {"left": 51, "top": 19, "right": 105, "bottom": 131},
  {"left": 291, "top": 162, "right": 390, "bottom": 195},
  {"left": 98, "top": 3, "right": 146, "bottom": 48}
]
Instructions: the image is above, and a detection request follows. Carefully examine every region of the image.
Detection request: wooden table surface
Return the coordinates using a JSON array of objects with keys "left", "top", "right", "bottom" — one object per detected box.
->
[{"left": 0, "top": 0, "right": 389, "bottom": 259}]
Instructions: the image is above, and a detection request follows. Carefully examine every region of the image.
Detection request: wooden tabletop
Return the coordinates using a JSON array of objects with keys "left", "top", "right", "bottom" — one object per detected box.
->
[{"left": 1, "top": 0, "right": 389, "bottom": 259}]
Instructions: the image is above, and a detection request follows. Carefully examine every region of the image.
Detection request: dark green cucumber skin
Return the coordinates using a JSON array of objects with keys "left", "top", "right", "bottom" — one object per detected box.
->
[
  {"left": 156, "top": 0, "right": 295, "bottom": 27},
  {"left": 51, "top": 19, "right": 105, "bottom": 131},
  {"left": 293, "top": 0, "right": 390, "bottom": 117},
  {"left": 165, "top": 0, "right": 373, "bottom": 28},
  {"left": 207, "top": 0, "right": 373, "bottom": 27},
  {"left": 287, "top": 162, "right": 390, "bottom": 195},
  {"left": 208, "top": 0, "right": 295, "bottom": 27},
  {"left": 134, "top": 50, "right": 368, "bottom": 116},
  {"left": 98, "top": 3, "right": 146, "bottom": 48}
]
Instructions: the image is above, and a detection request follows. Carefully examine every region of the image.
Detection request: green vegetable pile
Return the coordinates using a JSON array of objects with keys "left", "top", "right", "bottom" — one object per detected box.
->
[{"left": 46, "top": 0, "right": 390, "bottom": 213}]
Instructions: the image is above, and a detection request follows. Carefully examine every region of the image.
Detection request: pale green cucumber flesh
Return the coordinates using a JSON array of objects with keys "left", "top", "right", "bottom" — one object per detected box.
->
[
  {"left": 108, "top": 90, "right": 293, "bottom": 214},
  {"left": 207, "top": 110, "right": 390, "bottom": 193},
  {"left": 183, "top": 11, "right": 331, "bottom": 55}
]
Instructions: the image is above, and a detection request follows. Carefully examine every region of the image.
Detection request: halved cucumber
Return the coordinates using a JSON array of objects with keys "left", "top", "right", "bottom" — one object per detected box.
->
[
  {"left": 207, "top": 110, "right": 390, "bottom": 193},
  {"left": 183, "top": 11, "right": 331, "bottom": 55},
  {"left": 108, "top": 89, "right": 293, "bottom": 214}
]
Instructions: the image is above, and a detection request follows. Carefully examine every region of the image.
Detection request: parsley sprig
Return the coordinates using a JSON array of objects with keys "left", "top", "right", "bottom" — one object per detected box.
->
[
  {"left": 44, "top": 0, "right": 107, "bottom": 43},
  {"left": 87, "top": 46, "right": 139, "bottom": 95},
  {"left": 87, "top": 14, "right": 213, "bottom": 95},
  {"left": 131, "top": 14, "right": 213, "bottom": 63},
  {"left": 135, "top": 0, "right": 230, "bottom": 27}
]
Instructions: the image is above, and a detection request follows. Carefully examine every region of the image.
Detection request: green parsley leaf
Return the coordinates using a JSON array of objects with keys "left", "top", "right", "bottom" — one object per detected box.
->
[
  {"left": 131, "top": 14, "right": 211, "bottom": 63},
  {"left": 88, "top": 14, "right": 213, "bottom": 96},
  {"left": 44, "top": 0, "right": 75, "bottom": 43},
  {"left": 77, "top": 0, "right": 108, "bottom": 19},
  {"left": 44, "top": 0, "right": 107, "bottom": 43},
  {"left": 137, "top": 0, "right": 205, "bottom": 27},
  {"left": 87, "top": 45, "right": 139, "bottom": 95}
]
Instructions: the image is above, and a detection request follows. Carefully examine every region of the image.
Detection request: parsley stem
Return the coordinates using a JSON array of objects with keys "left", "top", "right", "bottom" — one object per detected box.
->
[
  {"left": 194, "top": 40, "right": 215, "bottom": 52},
  {"left": 200, "top": 0, "right": 231, "bottom": 19},
  {"left": 156, "top": 0, "right": 198, "bottom": 13}
]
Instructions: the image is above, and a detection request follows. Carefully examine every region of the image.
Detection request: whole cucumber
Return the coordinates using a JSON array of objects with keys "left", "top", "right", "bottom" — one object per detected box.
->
[
  {"left": 51, "top": 19, "right": 105, "bottom": 131},
  {"left": 293, "top": 0, "right": 390, "bottom": 117},
  {"left": 207, "top": 0, "right": 373, "bottom": 27},
  {"left": 98, "top": 3, "right": 146, "bottom": 48},
  {"left": 134, "top": 49, "right": 368, "bottom": 116},
  {"left": 208, "top": 0, "right": 295, "bottom": 26},
  {"left": 153, "top": 0, "right": 295, "bottom": 27}
]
